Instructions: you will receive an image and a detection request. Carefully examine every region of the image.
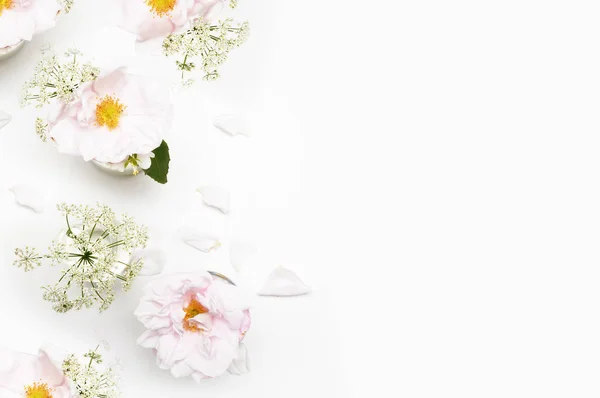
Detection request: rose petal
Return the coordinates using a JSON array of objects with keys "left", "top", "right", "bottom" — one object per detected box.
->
[
  {"left": 258, "top": 266, "right": 312, "bottom": 297},
  {"left": 180, "top": 226, "right": 221, "bottom": 253},
  {"left": 9, "top": 184, "right": 44, "bottom": 213},
  {"left": 0, "top": 110, "right": 11, "bottom": 130},
  {"left": 197, "top": 186, "right": 230, "bottom": 214},
  {"left": 213, "top": 114, "right": 249, "bottom": 137},
  {"left": 227, "top": 343, "right": 250, "bottom": 375},
  {"left": 230, "top": 237, "right": 257, "bottom": 272}
]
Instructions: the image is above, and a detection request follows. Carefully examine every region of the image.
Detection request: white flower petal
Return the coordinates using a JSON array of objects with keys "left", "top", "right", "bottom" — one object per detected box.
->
[
  {"left": 213, "top": 114, "right": 249, "bottom": 137},
  {"left": 197, "top": 186, "right": 230, "bottom": 214},
  {"left": 180, "top": 226, "right": 221, "bottom": 253},
  {"left": 258, "top": 266, "right": 312, "bottom": 297},
  {"left": 230, "top": 237, "right": 257, "bottom": 272},
  {"left": 227, "top": 343, "right": 250, "bottom": 375},
  {"left": 0, "top": 110, "right": 11, "bottom": 130},
  {"left": 9, "top": 184, "right": 44, "bottom": 213},
  {"left": 132, "top": 248, "right": 167, "bottom": 276}
]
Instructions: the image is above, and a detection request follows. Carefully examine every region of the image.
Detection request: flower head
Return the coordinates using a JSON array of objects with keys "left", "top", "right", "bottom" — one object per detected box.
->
[
  {"left": 0, "top": 0, "right": 62, "bottom": 48},
  {"left": 44, "top": 67, "right": 172, "bottom": 164},
  {"left": 61, "top": 346, "right": 120, "bottom": 398},
  {"left": 0, "top": 349, "right": 72, "bottom": 397},
  {"left": 14, "top": 203, "right": 149, "bottom": 313},
  {"left": 118, "top": 0, "right": 225, "bottom": 42},
  {"left": 135, "top": 272, "right": 251, "bottom": 381},
  {"left": 163, "top": 17, "right": 249, "bottom": 82}
]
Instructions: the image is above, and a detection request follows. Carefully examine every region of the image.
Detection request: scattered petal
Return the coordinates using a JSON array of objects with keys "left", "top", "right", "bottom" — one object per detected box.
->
[
  {"left": 180, "top": 226, "right": 221, "bottom": 253},
  {"left": 228, "top": 343, "right": 250, "bottom": 375},
  {"left": 230, "top": 237, "right": 257, "bottom": 272},
  {"left": 9, "top": 184, "right": 44, "bottom": 213},
  {"left": 132, "top": 248, "right": 167, "bottom": 276},
  {"left": 197, "top": 186, "right": 230, "bottom": 214},
  {"left": 0, "top": 110, "right": 10, "bottom": 130},
  {"left": 258, "top": 266, "right": 312, "bottom": 297},
  {"left": 213, "top": 114, "right": 249, "bottom": 137}
]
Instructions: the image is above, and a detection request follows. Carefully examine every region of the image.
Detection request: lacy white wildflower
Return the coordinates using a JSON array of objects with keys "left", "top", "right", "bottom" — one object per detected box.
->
[
  {"left": 14, "top": 203, "right": 149, "bottom": 313},
  {"left": 163, "top": 17, "right": 249, "bottom": 82},
  {"left": 21, "top": 49, "right": 99, "bottom": 108},
  {"left": 62, "top": 346, "right": 120, "bottom": 398}
]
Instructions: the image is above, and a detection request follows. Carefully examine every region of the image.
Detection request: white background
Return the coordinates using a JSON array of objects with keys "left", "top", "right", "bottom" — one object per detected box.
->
[{"left": 2, "top": 0, "right": 600, "bottom": 397}]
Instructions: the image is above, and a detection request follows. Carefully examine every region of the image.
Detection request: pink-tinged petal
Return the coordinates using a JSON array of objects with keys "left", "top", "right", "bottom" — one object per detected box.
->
[
  {"left": 0, "top": 0, "right": 60, "bottom": 48},
  {"left": 137, "top": 18, "right": 176, "bottom": 42},
  {"left": 170, "top": 360, "right": 193, "bottom": 378},
  {"left": 35, "top": 350, "right": 66, "bottom": 386},
  {"left": 50, "top": 118, "right": 85, "bottom": 156},
  {"left": 0, "top": 351, "right": 37, "bottom": 391},
  {"left": 137, "top": 329, "right": 160, "bottom": 348},
  {"left": 91, "top": 67, "right": 129, "bottom": 97},
  {"left": 0, "top": 348, "right": 72, "bottom": 396},
  {"left": 191, "top": 0, "right": 225, "bottom": 22}
]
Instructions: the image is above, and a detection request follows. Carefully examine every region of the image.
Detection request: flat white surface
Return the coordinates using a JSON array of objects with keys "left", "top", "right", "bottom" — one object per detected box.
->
[
  {"left": 0, "top": 0, "right": 348, "bottom": 396},
  {"left": 4, "top": 0, "right": 600, "bottom": 397}
]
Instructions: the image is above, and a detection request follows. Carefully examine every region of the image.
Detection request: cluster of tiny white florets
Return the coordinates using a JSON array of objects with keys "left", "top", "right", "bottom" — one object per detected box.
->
[
  {"left": 35, "top": 117, "right": 49, "bottom": 142},
  {"left": 59, "top": 0, "right": 75, "bottom": 13},
  {"left": 21, "top": 49, "right": 99, "bottom": 108},
  {"left": 162, "top": 18, "right": 249, "bottom": 84},
  {"left": 62, "top": 345, "right": 121, "bottom": 398},
  {"left": 229, "top": 0, "right": 238, "bottom": 8},
  {"left": 14, "top": 203, "right": 148, "bottom": 313}
]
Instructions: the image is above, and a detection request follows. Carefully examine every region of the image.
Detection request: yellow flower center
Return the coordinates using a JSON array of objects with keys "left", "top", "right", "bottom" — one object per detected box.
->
[
  {"left": 0, "top": 0, "right": 13, "bottom": 16},
  {"left": 145, "top": 0, "right": 176, "bottom": 16},
  {"left": 25, "top": 382, "right": 53, "bottom": 398},
  {"left": 183, "top": 298, "right": 208, "bottom": 332},
  {"left": 95, "top": 96, "right": 126, "bottom": 131}
]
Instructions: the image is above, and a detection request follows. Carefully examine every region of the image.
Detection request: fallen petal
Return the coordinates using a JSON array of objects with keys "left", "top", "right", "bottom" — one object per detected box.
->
[
  {"left": 230, "top": 237, "right": 257, "bottom": 272},
  {"left": 9, "top": 184, "right": 44, "bottom": 213},
  {"left": 0, "top": 110, "right": 10, "bottom": 130},
  {"left": 197, "top": 186, "right": 230, "bottom": 214},
  {"left": 228, "top": 343, "right": 250, "bottom": 375},
  {"left": 132, "top": 248, "right": 167, "bottom": 276},
  {"left": 213, "top": 114, "right": 249, "bottom": 137},
  {"left": 258, "top": 266, "right": 312, "bottom": 297},
  {"left": 180, "top": 226, "right": 221, "bottom": 253}
]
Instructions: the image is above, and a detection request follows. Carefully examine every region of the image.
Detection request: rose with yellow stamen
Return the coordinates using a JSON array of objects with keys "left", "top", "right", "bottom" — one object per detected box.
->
[
  {"left": 117, "top": 0, "right": 224, "bottom": 42},
  {"left": 47, "top": 67, "right": 172, "bottom": 177},
  {"left": 135, "top": 272, "right": 251, "bottom": 381},
  {"left": 0, "top": 348, "right": 72, "bottom": 397},
  {"left": 0, "top": 0, "right": 62, "bottom": 49}
]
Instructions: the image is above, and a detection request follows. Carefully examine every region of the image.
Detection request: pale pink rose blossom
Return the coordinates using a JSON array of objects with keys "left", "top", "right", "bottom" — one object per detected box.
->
[
  {"left": 0, "top": 348, "right": 72, "bottom": 397},
  {"left": 117, "top": 0, "right": 225, "bottom": 42},
  {"left": 135, "top": 272, "right": 251, "bottom": 381},
  {"left": 0, "top": 0, "right": 62, "bottom": 48},
  {"left": 48, "top": 67, "right": 172, "bottom": 164}
]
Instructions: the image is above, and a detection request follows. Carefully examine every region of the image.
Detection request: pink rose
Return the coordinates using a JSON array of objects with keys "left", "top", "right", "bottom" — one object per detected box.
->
[
  {"left": 0, "top": 348, "right": 72, "bottom": 397},
  {"left": 117, "top": 0, "right": 225, "bottom": 42},
  {"left": 48, "top": 67, "right": 172, "bottom": 164},
  {"left": 0, "top": 0, "right": 62, "bottom": 48},
  {"left": 135, "top": 272, "right": 251, "bottom": 381}
]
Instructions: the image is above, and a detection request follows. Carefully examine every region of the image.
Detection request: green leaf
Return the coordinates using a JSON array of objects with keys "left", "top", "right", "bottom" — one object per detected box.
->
[{"left": 144, "top": 140, "right": 170, "bottom": 184}]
